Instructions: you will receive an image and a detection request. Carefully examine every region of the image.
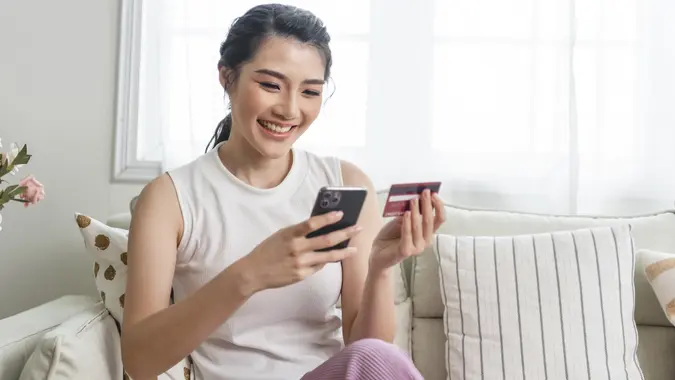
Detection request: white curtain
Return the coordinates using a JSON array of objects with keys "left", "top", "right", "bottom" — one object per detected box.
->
[{"left": 137, "top": 0, "right": 675, "bottom": 216}]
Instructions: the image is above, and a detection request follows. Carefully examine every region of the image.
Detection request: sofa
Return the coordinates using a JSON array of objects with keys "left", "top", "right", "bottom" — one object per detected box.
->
[{"left": 1, "top": 190, "right": 674, "bottom": 379}]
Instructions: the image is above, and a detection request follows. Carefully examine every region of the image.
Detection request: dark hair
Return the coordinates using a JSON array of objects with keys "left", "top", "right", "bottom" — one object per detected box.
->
[{"left": 206, "top": 3, "right": 333, "bottom": 151}]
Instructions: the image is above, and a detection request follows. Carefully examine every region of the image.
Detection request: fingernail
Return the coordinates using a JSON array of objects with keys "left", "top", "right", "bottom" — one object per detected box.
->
[
  {"left": 353, "top": 225, "right": 363, "bottom": 232},
  {"left": 334, "top": 211, "right": 344, "bottom": 218}
]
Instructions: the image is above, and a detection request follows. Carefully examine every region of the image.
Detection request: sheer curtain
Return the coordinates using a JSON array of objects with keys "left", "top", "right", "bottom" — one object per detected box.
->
[{"left": 136, "top": 0, "right": 675, "bottom": 216}]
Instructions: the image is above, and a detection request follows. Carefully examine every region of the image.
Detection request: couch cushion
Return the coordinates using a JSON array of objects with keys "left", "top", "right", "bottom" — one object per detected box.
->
[
  {"left": 639, "top": 249, "right": 675, "bottom": 326},
  {"left": 411, "top": 319, "right": 675, "bottom": 380},
  {"left": 636, "top": 325, "right": 675, "bottom": 380},
  {"left": 393, "top": 298, "right": 412, "bottom": 354},
  {"left": 411, "top": 318, "right": 446, "bottom": 380},
  {"left": 412, "top": 205, "right": 675, "bottom": 327},
  {"left": 18, "top": 302, "right": 123, "bottom": 380},
  {"left": 0, "top": 296, "right": 98, "bottom": 380},
  {"left": 17, "top": 302, "right": 191, "bottom": 380},
  {"left": 434, "top": 225, "right": 643, "bottom": 379}
]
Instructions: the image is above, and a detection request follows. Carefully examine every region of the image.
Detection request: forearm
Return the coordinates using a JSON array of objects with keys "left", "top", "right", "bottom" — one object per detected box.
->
[
  {"left": 347, "top": 267, "right": 396, "bottom": 344},
  {"left": 122, "top": 263, "right": 254, "bottom": 379}
]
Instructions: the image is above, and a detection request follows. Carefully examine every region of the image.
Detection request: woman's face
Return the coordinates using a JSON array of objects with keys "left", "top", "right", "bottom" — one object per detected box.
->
[{"left": 222, "top": 36, "right": 326, "bottom": 159}]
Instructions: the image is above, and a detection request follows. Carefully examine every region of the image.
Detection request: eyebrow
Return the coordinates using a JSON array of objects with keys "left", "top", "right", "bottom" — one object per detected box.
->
[{"left": 254, "top": 68, "right": 325, "bottom": 85}]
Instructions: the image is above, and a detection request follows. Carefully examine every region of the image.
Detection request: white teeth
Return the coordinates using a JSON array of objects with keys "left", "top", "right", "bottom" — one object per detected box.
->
[{"left": 259, "top": 120, "right": 292, "bottom": 133}]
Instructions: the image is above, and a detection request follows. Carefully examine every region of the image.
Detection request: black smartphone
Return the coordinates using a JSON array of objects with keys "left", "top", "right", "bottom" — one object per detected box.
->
[{"left": 306, "top": 186, "right": 368, "bottom": 252}]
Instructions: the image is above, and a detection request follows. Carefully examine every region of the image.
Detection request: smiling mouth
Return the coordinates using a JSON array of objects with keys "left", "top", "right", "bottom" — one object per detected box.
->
[{"left": 257, "top": 119, "right": 296, "bottom": 134}]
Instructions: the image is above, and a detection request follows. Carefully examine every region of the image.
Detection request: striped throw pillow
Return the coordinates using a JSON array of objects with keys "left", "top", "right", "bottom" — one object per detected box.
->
[
  {"left": 639, "top": 249, "right": 675, "bottom": 326},
  {"left": 434, "top": 225, "right": 643, "bottom": 380}
]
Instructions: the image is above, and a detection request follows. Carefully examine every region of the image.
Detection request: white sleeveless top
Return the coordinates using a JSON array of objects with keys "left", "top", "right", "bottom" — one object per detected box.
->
[{"left": 166, "top": 143, "right": 345, "bottom": 380}]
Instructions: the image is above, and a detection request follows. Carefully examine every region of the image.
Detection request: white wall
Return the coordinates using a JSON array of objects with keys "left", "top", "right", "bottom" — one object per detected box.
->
[{"left": 0, "top": 0, "right": 144, "bottom": 319}]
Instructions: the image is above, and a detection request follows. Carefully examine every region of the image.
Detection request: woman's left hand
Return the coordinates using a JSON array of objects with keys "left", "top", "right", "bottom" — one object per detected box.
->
[{"left": 369, "top": 189, "right": 446, "bottom": 273}]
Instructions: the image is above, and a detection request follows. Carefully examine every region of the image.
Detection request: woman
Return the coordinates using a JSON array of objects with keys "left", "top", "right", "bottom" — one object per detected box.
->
[{"left": 121, "top": 4, "right": 445, "bottom": 380}]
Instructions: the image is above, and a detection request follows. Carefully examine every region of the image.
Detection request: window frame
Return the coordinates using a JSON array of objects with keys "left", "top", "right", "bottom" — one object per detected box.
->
[{"left": 113, "top": 0, "right": 162, "bottom": 183}]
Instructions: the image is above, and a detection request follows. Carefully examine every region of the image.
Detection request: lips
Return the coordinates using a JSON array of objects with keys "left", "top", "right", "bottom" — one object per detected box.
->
[{"left": 257, "top": 119, "right": 296, "bottom": 135}]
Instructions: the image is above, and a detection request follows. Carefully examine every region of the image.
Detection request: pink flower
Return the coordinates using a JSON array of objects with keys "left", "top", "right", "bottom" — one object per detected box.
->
[{"left": 18, "top": 175, "right": 45, "bottom": 207}]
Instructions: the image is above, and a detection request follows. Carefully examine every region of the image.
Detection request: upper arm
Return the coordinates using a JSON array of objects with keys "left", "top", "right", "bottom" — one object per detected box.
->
[
  {"left": 122, "top": 174, "right": 183, "bottom": 334},
  {"left": 338, "top": 160, "right": 383, "bottom": 341}
]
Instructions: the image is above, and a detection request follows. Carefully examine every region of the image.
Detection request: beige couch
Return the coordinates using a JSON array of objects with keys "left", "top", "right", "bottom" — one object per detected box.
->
[{"left": 1, "top": 191, "right": 674, "bottom": 379}]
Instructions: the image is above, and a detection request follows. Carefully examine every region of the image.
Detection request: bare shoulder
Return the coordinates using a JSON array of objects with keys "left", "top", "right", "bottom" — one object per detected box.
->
[
  {"left": 130, "top": 173, "right": 183, "bottom": 247},
  {"left": 135, "top": 174, "right": 176, "bottom": 210}
]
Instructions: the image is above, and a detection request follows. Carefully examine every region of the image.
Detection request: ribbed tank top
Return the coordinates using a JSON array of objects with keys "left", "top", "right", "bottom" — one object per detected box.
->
[{"left": 166, "top": 142, "right": 345, "bottom": 380}]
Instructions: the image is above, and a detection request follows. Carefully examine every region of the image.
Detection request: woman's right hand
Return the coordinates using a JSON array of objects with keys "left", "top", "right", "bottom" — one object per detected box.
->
[{"left": 235, "top": 211, "right": 362, "bottom": 293}]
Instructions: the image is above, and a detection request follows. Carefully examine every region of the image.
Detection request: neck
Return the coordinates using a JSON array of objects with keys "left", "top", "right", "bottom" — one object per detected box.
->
[{"left": 216, "top": 136, "right": 292, "bottom": 190}]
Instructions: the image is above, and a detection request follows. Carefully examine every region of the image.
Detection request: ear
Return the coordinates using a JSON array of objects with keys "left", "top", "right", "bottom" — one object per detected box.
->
[{"left": 219, "top": 67, "right": 234, "bottom": 91}]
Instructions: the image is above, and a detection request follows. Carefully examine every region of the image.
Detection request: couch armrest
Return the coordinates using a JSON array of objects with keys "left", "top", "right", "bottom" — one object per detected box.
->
[{"left": 0, "top": 295, "right": 99, "bottom": 380}]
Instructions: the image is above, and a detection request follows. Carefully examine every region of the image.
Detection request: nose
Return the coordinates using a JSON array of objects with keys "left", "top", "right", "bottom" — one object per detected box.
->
[{"left": 273, "top": 92, "right": 300, "bottom": 121}]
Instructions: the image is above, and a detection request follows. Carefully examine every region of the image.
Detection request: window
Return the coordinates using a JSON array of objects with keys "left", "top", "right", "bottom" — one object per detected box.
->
[{"left": 113, "top": 0, "right": 675, "bottom": 215}]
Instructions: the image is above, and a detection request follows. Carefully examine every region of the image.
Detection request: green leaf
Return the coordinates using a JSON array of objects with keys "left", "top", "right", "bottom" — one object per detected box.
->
[
  {"left": 11, "top": 144, "right": 31, "bottom": 166},
  {"left": 7, "top": 185, "right": 25, "bottom": 198},
  {"left": 3, "top": 185, "right": 18, "bottom": 195},
  {"left": 0, "top": 155, "right": 7, "bottom": 177},
  {"left": 0, "top": 187, "right": 14, "bottom": 204},
  {"left": 0, "top": 185, "right": 26, "bottom": 205},
  {"left": 0, "top": 190, "right": 9, "bottom": 205}
]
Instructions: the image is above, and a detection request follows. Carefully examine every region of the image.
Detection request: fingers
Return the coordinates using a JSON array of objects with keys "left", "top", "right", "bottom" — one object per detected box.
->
[
  {"left": 303, "top": 224, "right": 363, "bottom": 252},
  {"left": 302, "top": 247, "right": 358, "bottom": 267},
  {"left": 421, "top": 190, "right": 435, "bottom": 243},
  {"left": 282, "top": 210, "right": 363, "bottom": 259},
  {"left": 292, "top": 247, "right": 356, "bottom": 282},
  {"left": 400, "top": 211, "right": 415, "bottom": 256},
  {"left": 404, "top": 190, "right": 444, "bottom": 256},
  {"left": 410, "top": 198, "right": 425, "bottom": 248},
  {"left": 292, "top": 211, "right": 344, "bottom": 237}
]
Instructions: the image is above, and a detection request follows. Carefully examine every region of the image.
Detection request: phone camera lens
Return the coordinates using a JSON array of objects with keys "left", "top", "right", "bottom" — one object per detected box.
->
[
  {"left": 323, "top": 191, "right": 332, "bottom": 199},
  {"left": 320, "top": 199, "right": 330, "bottom": 208}
]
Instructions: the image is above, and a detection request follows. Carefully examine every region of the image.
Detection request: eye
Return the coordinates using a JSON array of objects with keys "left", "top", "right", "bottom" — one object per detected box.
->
[
  {"left": 303, "top": 89, "right": 321, "bottom": 97},
  {"left": 259, "top": 82, "right": 280, "bottom": 91}
]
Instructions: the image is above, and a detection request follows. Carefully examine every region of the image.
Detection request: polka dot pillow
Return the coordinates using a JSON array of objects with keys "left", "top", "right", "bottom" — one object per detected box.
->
[
  {"left": 74, "top": 213, "right": 192, "bottom": 380},
  {"left": 74, "top": 214, "right": 128, "bottom": 321},
  {"left": 639, "top": 248, "right": 675, "bottom": 326}
]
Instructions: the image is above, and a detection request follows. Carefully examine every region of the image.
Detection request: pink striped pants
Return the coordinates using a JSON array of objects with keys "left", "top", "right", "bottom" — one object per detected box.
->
[{"left": 301, "top": 339, "right": 423, "bottom": 380}]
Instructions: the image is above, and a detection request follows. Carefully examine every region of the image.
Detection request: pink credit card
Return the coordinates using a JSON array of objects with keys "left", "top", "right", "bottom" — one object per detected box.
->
[{"left": 382, "top": 182, "right": 442, "bottom": 217}]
